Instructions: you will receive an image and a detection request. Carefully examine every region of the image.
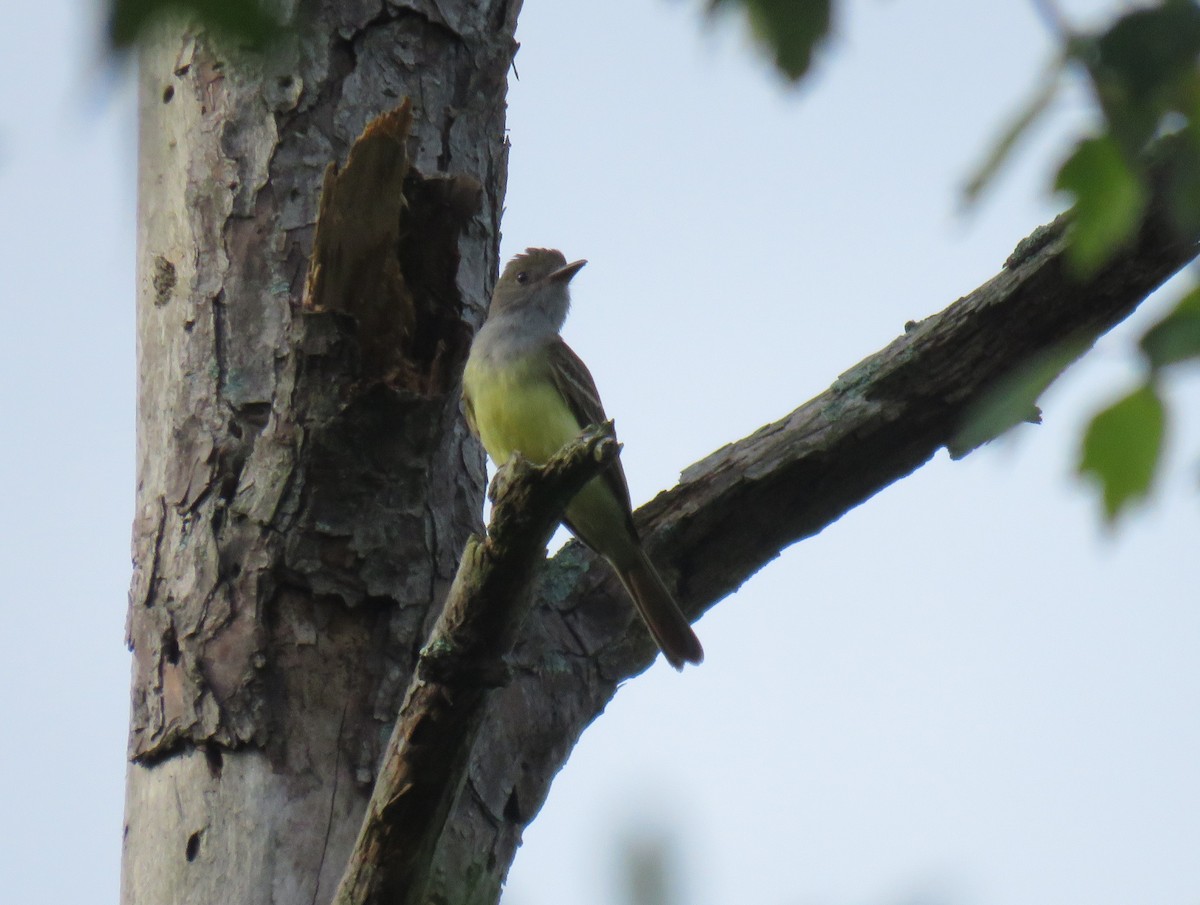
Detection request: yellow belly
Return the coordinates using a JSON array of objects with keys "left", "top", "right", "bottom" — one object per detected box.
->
[
  {"left": 463, "top": 352, "right": 580, "bottom": 466},
  {"left": 463, "top": 350, "right": 638, "bottom": 564}
]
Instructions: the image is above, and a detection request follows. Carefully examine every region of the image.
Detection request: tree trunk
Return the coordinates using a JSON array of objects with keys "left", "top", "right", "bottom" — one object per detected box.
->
[{"left": 122, "top": 2, "right": 519, "bottom": 902}]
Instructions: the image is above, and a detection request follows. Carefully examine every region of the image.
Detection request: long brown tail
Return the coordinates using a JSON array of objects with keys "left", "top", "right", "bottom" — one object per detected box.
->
[{"left": 616, "top": 549, "right": 703, "bottom": 670}]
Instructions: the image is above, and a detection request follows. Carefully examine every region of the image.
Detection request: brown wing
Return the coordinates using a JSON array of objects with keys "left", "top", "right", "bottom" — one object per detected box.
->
[{"left": 547, "top": 337, "right": 638, "bottom": 533}]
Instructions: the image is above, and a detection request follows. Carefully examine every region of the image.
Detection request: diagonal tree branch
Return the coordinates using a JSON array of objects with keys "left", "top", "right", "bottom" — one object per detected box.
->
[
  {"left": 331, "top": 422, "right": 620, "bottom": 905},
  {"left": 424, "top": 192, "right": 1200, "bottom": 901}
]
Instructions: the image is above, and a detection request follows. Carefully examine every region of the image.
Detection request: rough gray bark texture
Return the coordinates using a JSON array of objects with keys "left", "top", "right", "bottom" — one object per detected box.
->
[
  {"left": 123, "top": 1, "right": 518, "bottom": 903},
  {"left": 123, "top": 2, "right": 1200, "bottom": 903}
]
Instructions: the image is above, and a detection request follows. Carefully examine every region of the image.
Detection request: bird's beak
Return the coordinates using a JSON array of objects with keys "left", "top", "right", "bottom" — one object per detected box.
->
[{"left": 547, "top": 259, "right": 587, "bottom": 284}]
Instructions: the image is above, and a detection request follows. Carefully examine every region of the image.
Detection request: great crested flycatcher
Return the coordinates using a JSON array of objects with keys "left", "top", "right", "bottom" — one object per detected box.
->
[{"left": 462, "top": 248, "right": 704, "bottom": 669}]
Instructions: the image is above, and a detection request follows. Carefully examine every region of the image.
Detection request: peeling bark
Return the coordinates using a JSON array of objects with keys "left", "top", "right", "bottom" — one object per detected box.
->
[{"left": 123, "top": 2, "right": 518, "bottom": 902}]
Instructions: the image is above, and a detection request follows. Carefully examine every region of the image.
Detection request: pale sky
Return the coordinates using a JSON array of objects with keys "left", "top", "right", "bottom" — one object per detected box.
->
[{"left": 1, "top": 2, "right": 1198, "bottom": 905}]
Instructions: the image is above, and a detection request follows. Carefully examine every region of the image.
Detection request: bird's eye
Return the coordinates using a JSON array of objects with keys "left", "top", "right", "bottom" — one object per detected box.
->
[{"left": 515, "top": 271, "right": 529, "bottom": 284}]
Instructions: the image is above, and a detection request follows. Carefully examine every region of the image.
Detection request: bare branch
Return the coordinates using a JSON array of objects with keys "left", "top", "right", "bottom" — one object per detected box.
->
[
  {"left": 331, "top": 423, "right": 621, "bottom": 905},
  {"left": 1030, "top": 0, "right": 1072, "bottom": 41}
]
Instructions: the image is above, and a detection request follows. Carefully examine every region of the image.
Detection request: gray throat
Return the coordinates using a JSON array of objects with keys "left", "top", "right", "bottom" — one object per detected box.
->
[{"left": 472, "top": 308, "right": 560, "bottom": 366}]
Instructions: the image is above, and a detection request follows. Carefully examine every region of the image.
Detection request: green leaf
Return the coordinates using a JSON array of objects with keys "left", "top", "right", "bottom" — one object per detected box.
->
[
  {"left": 710, "top": 0, "right": 833, "bottom": 82},
  {"left": 1094, "top": 0, "right": 1200, "bottom": 103},
  {"left": 964, "top": 60, "right": 1063, "bottom": 206},
  {"left": 1140, "top": 284, "right": 1200, "bottom": 368},
  {"left": 948, "top": 339, "right": 1086, "bottom": 459},
  {"left": 109, "top": 0, "right": 285, "bottom": 49},
  {"left": 1054, "top": 134, "right": 1147, "bottom": 274},
  {"left": 1078, "top": 383, "right": 1165, "bottom": 521},
  {"left": 1078, "top": 1, "right": 1200, "bottom": 154}
]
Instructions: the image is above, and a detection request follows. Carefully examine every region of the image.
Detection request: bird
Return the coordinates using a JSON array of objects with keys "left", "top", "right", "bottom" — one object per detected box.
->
[{"left": 461, "top": 248, "right": 704, "bottom": 669}]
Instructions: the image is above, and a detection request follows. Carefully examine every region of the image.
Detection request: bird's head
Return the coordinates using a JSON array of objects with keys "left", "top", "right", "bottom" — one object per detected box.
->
[{"left": 490, "top": 247, "right": 587, "bottom": 329}]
